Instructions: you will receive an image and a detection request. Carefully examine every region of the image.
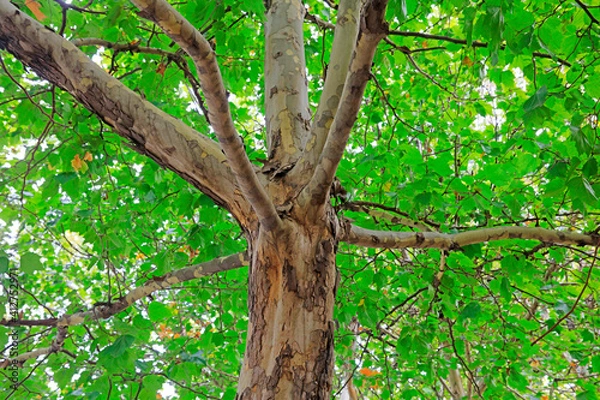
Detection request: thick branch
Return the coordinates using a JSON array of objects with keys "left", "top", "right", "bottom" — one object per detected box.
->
[
  {"left": 263, "top": 0, "right": 311, "bottom": 168},
  {"left": 131, "top": 0, "right": 281, "bottom": 231},
  {"left": 59, "top": 252, "right": 248, "bottom": 327},
  {"left": 300, "top": 0, "right": 388, "bottom": 211},
  {"left": 73, "top": 38, "right": 212, "bottom": 125},
  {"left": 4, "top": 327, "right": 67, "bottom": 364},
  {"left": 300, "top": 0, "right": 360, "bottom": 176},
  {"left": 0, "top": 1, "right": 251, "bottom": 222},
  {"left": 342, "top": 224, "right": 600, "bottom": 250},
  {"left": 0, "top": 253, "right": 248, "bottom": 331}
]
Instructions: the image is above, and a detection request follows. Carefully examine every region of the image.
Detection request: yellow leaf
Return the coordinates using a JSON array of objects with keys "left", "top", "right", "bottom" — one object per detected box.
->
[
  {"left": 83, "top": 151, "right": 93, "bottom": 161},
  {"left": 25, "top": 0, "right": 46, "bottom": 21},
  {"left": 71, "top": 154, "right": 84, "bottom": 172},
  {"left": 383, "top": 182, "right": 391, "bottom": 191},
  {"left": 156, "top": 63, "right": 167, "bottom": 76},
  {"left": 357, "top": 298, "right": 365, "bottom": 307},
  {"left": 359, "top": 367, "right": 379, "bottom": 377},
  {"left": 462, "top": 56, "right": 474, "bottom": 67}
]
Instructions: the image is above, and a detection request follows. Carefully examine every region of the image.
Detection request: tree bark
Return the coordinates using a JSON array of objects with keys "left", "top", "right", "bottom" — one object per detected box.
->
[{"left": 237, "top": 207, "right": 339, "bottom": 398}]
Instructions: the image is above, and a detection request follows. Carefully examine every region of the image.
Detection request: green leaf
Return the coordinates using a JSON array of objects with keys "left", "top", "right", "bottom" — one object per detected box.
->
[
  {"left": 147, "top": 301, "right": 172, "bottom": 322},
  {"left": 500, "top": 277, "right": 512, "bottom": 302},
  {"left": 105, "top": 334, "right": 135, "bottom": 357},
  {"left": 223, "top": 388, "right": 237, "bottom": 400},
  {"left": 463, "top": 7, "right": 476, "bottom": 46},
  {"left": 591, "top": 355, "right": 600, "bottom": 373},
  {"left": 582, "top": 157, "right": 598, "bottom": 179},
  {"left": 568, "top": 177, "right": 598, "bottom": 205},
  {"left": 139, "top": 375, "right": 165, "bottom": 400},
  {"left": 523, "top": 85, "right": 548, "bottom": 113},
  {"left": 20, "top": 252, "right": 42, "bottom": 274},
  {"left": 571, "top": 126, "right": 593, "bottom": 155},
  {"left": 584, "top": 74, "right": 600, "bottom": 98},
  {"left": 460, "top": 302, "right": 481, "bottom": 320},
  {"left": 508, "top": 367, "right": 529, "bottom": 390},
  {"left": 0, "top": 256, "right": 8, "bottom": 273},
  {"left": 576, "top": 391, "right": 598, "bottom": 400},
  {"left": 133, "top": 314, "right": 153, "bottom": 330}
]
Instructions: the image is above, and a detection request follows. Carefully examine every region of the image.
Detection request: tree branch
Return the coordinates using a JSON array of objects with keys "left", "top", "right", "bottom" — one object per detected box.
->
[
  {"left": 130, "top": 0, "right": 282, "bottom": 231},
  {"left": 71, "top": 37, "right": 179, "bottom": 58},
  {"left": 300, "top": 0, "right": 389, "bottom": 212},
  {"left": 305, "top": 14, "right": 572, "bottom": 67},
  {"left": 342, "top": 200, "right": 440, "bottom": 230},
  {"left": 1, "top": 253, "right": 247, "bottom": 365},
  {"left": 388, "top": 30, "right": 572, "bottom": 67},
  {"left": 575, "top": 0, "right": 600, "bottom": 25},
  {"left": 263, "top": 0, "right": 311, "bottom": 169},
  {"left": 72, "top": 38, "right": 212, "bottom": 125},
  {"left": 304, "top": 9, "right": 335, "bottom": 30},
  {"left": 0, "top": 252, "right": 248, "bottom": 331},
  {"left": 0, "top": 1, "right": 251, "bottom": 222},
  {"left": 531, "top": 246, "right": 598, "bottom": 345},
  {"left": 3, "top": 327, "right": 67, "bottom": 364},
  {"left": 300, "top": 0, "right": 360, "bottom": 177},
  {"left": 341, "top": 224, "right": 600, "bottom": 250}
]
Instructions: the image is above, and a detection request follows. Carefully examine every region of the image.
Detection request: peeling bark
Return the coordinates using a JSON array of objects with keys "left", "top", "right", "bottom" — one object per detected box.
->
[
  {"left": 237, "top": 207, "right": 339, "bottom": 398},
  {"left": 264, "top": 0, "right": 311, "bottom": 171},
  {"left": 342, "top": 223, "right": 600, "bottom": 249},
  {"left": 131, "top": 0, "right": 282, "bottom": 231},
  {"left": 300, "top": 0, "right": 389, "bottom": 212},
  {"left": 300, "top": 0, "right": 360, "bottom": 176}
]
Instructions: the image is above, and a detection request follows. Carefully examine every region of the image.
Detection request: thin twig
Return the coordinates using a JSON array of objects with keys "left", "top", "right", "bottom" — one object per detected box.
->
[{"left": 531, "top": 245, "right": 598, "bottom": 345}]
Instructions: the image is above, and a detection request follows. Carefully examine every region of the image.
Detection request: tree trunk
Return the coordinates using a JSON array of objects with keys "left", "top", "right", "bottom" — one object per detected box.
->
[{"left": 237, "top": 208, "right": 339, "bottom": 398}]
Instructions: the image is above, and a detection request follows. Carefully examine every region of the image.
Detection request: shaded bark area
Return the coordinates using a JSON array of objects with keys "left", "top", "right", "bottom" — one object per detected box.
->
[{"left": 237, "top": 209, "right": 339, "bottom": 399}]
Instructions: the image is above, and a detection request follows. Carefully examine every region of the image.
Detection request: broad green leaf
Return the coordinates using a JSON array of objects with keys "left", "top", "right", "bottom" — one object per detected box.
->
[
  {"left": 460, "top": 302, "right": 481, "bottom": 320},
  {"left": 104, "top": 334, "right": 135, "bottom": 357},
  {"left": 523, "top": 85, "right": 548, "bottom": 113},
  {"left": 147, "top": 301, "right": 172, "bottom": 322},
  {"left": 568, "top": 177, "right": 598, "bottom": 205},
  {"left": 20, "top": 252, "right": 42, "bottom": 274}
]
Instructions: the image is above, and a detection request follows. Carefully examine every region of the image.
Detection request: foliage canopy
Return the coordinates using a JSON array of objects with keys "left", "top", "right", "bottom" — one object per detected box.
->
[{"left": 1, "top": 0, "right": 599, "bottom": 399}]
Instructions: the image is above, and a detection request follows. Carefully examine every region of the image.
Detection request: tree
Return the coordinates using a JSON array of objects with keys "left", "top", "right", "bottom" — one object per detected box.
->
[{"left": 0, "top": 0, "right": 599, "bottom": 398}]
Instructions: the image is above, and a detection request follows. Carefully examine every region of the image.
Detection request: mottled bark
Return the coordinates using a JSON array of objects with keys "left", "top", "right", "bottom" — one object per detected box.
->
[
  {"left": 264, "top": 0, "right": 311, "bottom": 171},
  {"left": 131, "top": 0, "right": 281, "bottom": 231},
  {"left": 237, "top": 207, "right": 339, "bottom": 399},
  {"left": 300, "top": 0, "right": 388, "bottom": 212},
  {"left": 342, "top": 224, "right": 600, "bottom": 250},
  {"left": 300, "top": 0, "right": 360, "bottom": 176}
]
